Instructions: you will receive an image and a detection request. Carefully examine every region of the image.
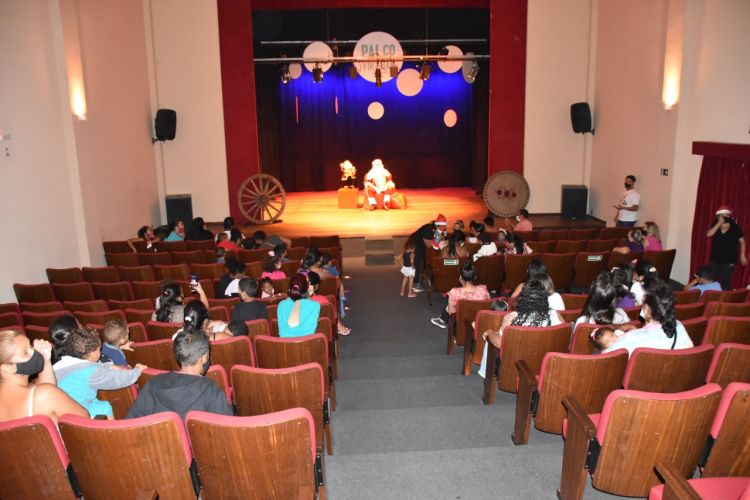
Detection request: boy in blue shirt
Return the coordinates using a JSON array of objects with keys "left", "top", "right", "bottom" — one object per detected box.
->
[
  {"left": 100, "top": 320, "right": 132, "bottom": 366},
  {"left": 684, "top": 266, "right": 722, "bottom": 296}
]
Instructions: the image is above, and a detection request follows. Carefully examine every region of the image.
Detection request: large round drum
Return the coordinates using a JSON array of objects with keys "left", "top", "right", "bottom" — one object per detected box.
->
[{"left": 237, "top": 174, "right": 286, "bottom": 224}]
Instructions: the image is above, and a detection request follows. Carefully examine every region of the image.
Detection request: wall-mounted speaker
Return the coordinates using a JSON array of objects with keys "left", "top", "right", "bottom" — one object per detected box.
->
[
  {"left": 154, "top": 109, "right": 177, "bottom": 142},
  {"left": 561, "top": 185, "right": 588, "bottom": 220},
  {"left": 570, "top": 102, "right": 593, "bottom": 134}
]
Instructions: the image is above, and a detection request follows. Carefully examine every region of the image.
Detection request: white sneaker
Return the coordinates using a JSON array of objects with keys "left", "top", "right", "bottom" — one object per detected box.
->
[{"left": 430, "top": 317, "right": 447, "bottom": 328}]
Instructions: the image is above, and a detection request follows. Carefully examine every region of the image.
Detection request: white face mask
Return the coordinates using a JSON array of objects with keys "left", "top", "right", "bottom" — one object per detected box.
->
[{"left": 515, "top": 216, "right": 521, "bottom": 222}]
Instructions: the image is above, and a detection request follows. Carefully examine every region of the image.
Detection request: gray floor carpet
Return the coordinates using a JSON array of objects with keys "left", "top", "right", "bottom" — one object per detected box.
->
[{"left": 326, "top": 258, "right": 624, "bottom": 499}]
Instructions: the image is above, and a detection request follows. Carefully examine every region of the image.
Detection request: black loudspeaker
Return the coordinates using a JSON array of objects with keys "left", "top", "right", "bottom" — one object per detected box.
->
[
  {"left": 570, "top": 102, "right": 593, "bottom": 134},
  {"left": 561, "top": 185, "right": 588, "bottom": 220},
  {"left": 154, "top": 109, "right": 177, "bottom": 141},
  {"left": 166, "top": 194, "right": 193, "bottom": 224}
]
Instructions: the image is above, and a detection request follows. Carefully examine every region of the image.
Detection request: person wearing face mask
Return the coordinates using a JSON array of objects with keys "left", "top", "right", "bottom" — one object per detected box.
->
[
  {"left": 706, "top": 206, "right": 747, "bottom": 290},
  {"left": 126, "top": 329, "right": 232, "bottom": 421},
  {"left": 506, "top": 209, "right": 533, "bottom": 232},
  {"left": 0, "top": 330, "right": 88, "bottom": 423},
  {"left": 613, "top": 175, "right": 640, "bottom": 227},
  {"left": 603, "top": 278, "right": 693, "bottom": 356}
]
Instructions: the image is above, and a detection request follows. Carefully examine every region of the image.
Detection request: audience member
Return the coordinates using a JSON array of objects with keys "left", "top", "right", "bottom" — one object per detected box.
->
[
  {"left": 49, "top": 314, "right": 81, "bottom": 364},
  {"left": 575, "top": 272, "right": 631, "bottom": 327},
  {"left": 396, "top": 237, "right": 417, "bottom": 298},
  {"left": 483, "top": 214, "right": 495, "bottom": 229},
  {"left": 164, "top": 220, "right": 185, "bottom": 241},
  {"left": 509, "top": 259, "right": 565, "bottom": 311},
  {"left": 215, "top": 259, "right": 245, "bottom": 298},
  {"left": 643, "top": 221, "right": 663, "bottom": 250},
  {"left": 0, "top": 330, "right": 88, "bottom": 423},
  {"left": 54, "top": 328, "right": 144, "bottom": 418},
  {"left": 613, "top": 228, "right": 645, "bottom": 254},
  {"left": 631, "top": 260, "right": 658, "bottom": 305},
  {"left": 253, "top": 230, "right": 292, "bottom": 249},
  {"left": 431, "top": 262, "right": 491, "bottom": 329},
  {"left": 479, "top": 280, "right": 563, "bottom": 377},
  {"left": 510, "top": 209, "right": 533, "bottom": 232},
  {"left": 277, "top": 274, "right": 320, "bottom": 338},
  {"left": 410, "top": 215, "right": 446, "bottom": 292},
  {"left": 308, "top": 271, "right": 350, "bottom": 336},
  {"left": 128, "top": 225, "right": 159, "bottom": 252},
  {"left": 217, "top": 228, "right": 243, "bottom": 252},
  {"left": 227, "top": 321, "right": 249, "bottom": 336},
  {"left": 185, "top": 217, "right": 213, "bottom": 241},
  {"left": 467, "top": 221, "right": 485, "bottom": 244},
  {"left": 706, "top": 205, "right": 747, "bottom": 289},
  {"left": 611, "top": 265, "right": 636, "bottom": 308},
  {"left": 259, "top": 277, "right": 276, "bottom": 299},
  {"left": 603, "top": 278, "right": 693, "bottom": 355},
  {"left": 452, "top": 220, "right": 465, "bottom": 234},
  {"left": 126, "top": 329, "right": 232, "bottom": 420},
  {"left": 502, "top": 233, "right": 533, "bottom": 255},
  {"left": 100, "top": 320, "right": 132, "bottom": 366},
  {"left": 261, "top": 255, "right": 286, "bottom": 280},
  {"left": 230, "top": 278, "right": 268, "bottom": 323},
  {"left": 273, "top": 243, "right": 289, "bottom": 262},
  {"left": 473, "top": 232, "right": 498, "bottom": 261},
  {"left": 684, "top": 265, "right": 722, "bottom": 296},
  {"left": 590, "top": 326, "right": 617, "bottom": 352},
  {"left": 441, "top": 231, "right": 470, "bottom": 259},
  {"left": 152, "top": 283, "right": 185, "bottom": 323}
]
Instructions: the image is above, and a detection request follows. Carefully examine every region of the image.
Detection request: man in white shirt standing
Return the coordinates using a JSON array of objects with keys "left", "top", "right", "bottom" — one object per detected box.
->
[{"left": 613, "top": 175, "right": 640, "bottom": 227}]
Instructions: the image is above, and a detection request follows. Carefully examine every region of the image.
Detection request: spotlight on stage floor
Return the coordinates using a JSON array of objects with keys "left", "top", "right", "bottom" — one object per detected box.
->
[
  {"left": 312, "top": 64, "right": 323, "bottom": 83},
  {"left": 280, "top": 65, "right": 291, "bottom": 84},
  {"left": 375, "top": 68, "right": 382, "bottom": 88},
  {"left": 419, "top": 62, "right": 432, "bottom": 81}
]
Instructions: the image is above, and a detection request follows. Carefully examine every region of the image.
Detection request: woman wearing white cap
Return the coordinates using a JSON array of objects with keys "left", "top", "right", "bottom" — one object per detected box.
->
[{"left": 706, "top": 205, "right": 746, "bottom": 289}]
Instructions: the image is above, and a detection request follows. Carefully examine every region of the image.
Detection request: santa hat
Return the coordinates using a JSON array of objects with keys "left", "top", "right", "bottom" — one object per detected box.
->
[
  {"left": 372, "top": 159, "right": 384, "bottom": 168},
  {"left": 715, "top": 205, "right": 733, "bottom": 216},
  {"left": 435, "top": 214, "right": 448, "bottom": 226}
]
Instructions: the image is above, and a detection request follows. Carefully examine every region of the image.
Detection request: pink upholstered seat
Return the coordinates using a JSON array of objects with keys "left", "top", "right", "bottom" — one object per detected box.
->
[{"left": 649, "top": 477, "right": 750, "bottom": 500}]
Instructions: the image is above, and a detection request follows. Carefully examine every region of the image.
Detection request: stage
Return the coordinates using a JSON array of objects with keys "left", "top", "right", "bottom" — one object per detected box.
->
[{"left": 229, "top": 188, "right": 605, "bottom": 239}]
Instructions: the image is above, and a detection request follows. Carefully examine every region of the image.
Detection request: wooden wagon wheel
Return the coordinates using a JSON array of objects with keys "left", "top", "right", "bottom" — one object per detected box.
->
[{"left": 237, "top": 174, "right": 287, "bottom": 224}]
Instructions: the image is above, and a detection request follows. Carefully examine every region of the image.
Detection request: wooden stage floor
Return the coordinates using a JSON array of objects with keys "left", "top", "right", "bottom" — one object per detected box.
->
[{"left": 234, "top": 188, "right": 604, "bottom": 239}]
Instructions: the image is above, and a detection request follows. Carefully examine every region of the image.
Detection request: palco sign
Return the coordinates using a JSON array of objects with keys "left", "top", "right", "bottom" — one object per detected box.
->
[{"left": 353, "top": 31, "right": 404, "bottom": 83}]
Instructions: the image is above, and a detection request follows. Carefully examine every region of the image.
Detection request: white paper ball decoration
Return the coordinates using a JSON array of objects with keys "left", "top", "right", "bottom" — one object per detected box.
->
[
  {"left": 288, "top": 63, "right": 302, "bottom": 79},
  {"left": 444, "top": 109, "right": 458, "bottom": 128},
  {"left": 396, "top": 69, "right": 423, "bottom": 97},
  {"left": 437, "top": 45, "right": 463, "bottom": 74},
  {"left": 303, "top": 42, "right": 333, "bottom": 73},
  {"left": 367, "top": 102, "right": 385, "bottom": 120}
]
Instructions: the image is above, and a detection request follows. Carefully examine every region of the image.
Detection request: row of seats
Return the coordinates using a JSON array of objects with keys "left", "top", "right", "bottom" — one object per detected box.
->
[
  {"left": 102, "top": 234, "right": 340, "bottom": 254},
  {"left": 104, "top": 246, "right": 338, "bottom": 268}
]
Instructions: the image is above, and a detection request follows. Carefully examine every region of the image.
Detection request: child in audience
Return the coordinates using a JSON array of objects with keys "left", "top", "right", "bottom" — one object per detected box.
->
[
  {"left": 259, "top": 277, "right": 276, "bottom": 299},
  {"left": 684, "top": 266, "right": 722, "bottom": 296},
  {"left": 473, "top": 232, "right": 498, "bottom": 261},
  {"left": 590, "top": 326, "right": 617, "bottom": 351},
  {"left": 215, "top": 247, "right": 226, "bottom": 264},
  {"left": 631, "top": 260, "right": 658, "bottom": 305},
  {"left": 227, "top": 321, "right": 249, "bottom": 337},
  {"left": 496, "top": 229, "right": 508, "bottom": 247},
  {"left": 100, "top": 320, "right": 132, "bottom": 366},
  {"left": 261, "top": 255, "right": 286, "bottom": 280},
  {"left": 611, "top": 265, "right": 636, "bottom": 308},
  {"left": 320, "top": 252, "right": 340, "bottom": 278},
  {"left": 230, "top": 278, "right": 268, "bottom": 322},
  {"left": 54, "top": 328, "right": 144, "bottom": 418},
  {"left": 273, "top": 243, "right": 289, "bottom": 262},
  {"left": 396, "top": 237, "right": 417, "bottom": 298},
  {"left": 218, "top": 229, "right": 242, "bottom": 252}
]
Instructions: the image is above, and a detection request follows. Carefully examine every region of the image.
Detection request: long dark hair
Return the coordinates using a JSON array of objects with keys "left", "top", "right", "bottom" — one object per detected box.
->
[
  {"left": 302, "top": 248, "right": 321, "bottom": 270},
  {"left": 445, "top": 231, "right": 466, "bottom": 258},
  {"left": 506, "top": 234, "right": 525, "bottom": 254},
  {"left": 643, "top": 278, "right": 677, "bottom": 338},
  {"left": 580, "top": 272, "right": 617, "bottom": 324},
  {"left": 156, "top": 283, "right": 183, "bottom": 323},
  {"left": 512, "top": 280, "right": 551, "bottom": 327},
  {"left": 611, "top": 265, "right": 634, "bottom": 302},
  {"left": 182, "top": 300, "right": 209, "bottom": 333}
]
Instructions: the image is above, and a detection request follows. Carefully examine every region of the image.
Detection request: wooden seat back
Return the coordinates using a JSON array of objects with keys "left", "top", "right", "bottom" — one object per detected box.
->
[
  {"left": 124, "top": 309, "right": 155, "bottom": 325},
  {"left": 58, "top": 412, "right": 196, "bottom": 500},
  {"left": 14, "top": 283, "right": 56, "bottom": 303},
  {"left": 527, "top": 240, "right": 556, "bottom": 253},
  {"left": 102, "top": 240, "right": 133, "bottom": 253},
  {"left": 430, "top": 257, "right": 470, "bottom": 295},
  {"left": 498, "top": 323, "right": 571, "bottom": 393},
  {"left": 82, "top": 266, "right": 120, "bottom": 283},
  {"left": 286, "top": 246, "right": 306, "bottom": 261},
  {"left": 138, "top": 252, "right": 172, "bottom": 266},
  {"left": 186, "top": 408, "right": 317, "bottom": 500},
  {"left": 623, "top": 345, "right": 714, "bottom": 392},
  {"left": 0, "top": 415, "right": 77, "bottom": 499},
  {"left": 503, "top": 254, "right": 533, "bottom": 292},
  {"left": 22, "top": 310, "right": 67, "bottom": 327},
  {"left": 599, "top": 226, "right": 631, "bottom": 240},
  {"left": 454, "top": 299, "right": 493, "bottom": 348},
  {"left": 238, "top": 248, "right": 268, "bottom": 263},
  {"left": 52, "top": 282, "right": 95, "bottom": 302},
  {"left": 673, "top": 289, "right": 701, "bottom": 304},
  {"left": 568, "top": 323, "right": 601, "bottom": 355},
  {"left": 185, "top": 239, "right": 216, "bottom": 251},
  {"left": 155, "top": 241, "right": 186, "bottom": 252},
  {"left": 132, "top": 281, "right": 164, "bottom": 301},
  {"left": 609, "top": 250, "right": 643, "bottom": 270},
  {"left": 63, "top": 299, "right": 108, "bottom": 313},
  {"left": 535, "top": 350, "right": 628, "bottom": 434},
  {"left": 0, "top": 311, "right": 22, "bottom": 328},
  {"left": 473, "top": 310, "right": 509, "bottom": 365},
  {"left": 539, "top": 229, "right": 569, "bottom": 241},
  {"left": 245, "top": 318, "right": 271, "bottom": 340},
  {"left": 189, "top": 262, "right": 225, "bottom": 281},
  {"left": 153, "top": 263, "right": 190, "bottom": 282},
  {"left": 586, "top": 238, "right": 618, "bottom": 252},
  {"left": 125, "top": 339, "right": 178, "bottom": 371},
  {"left": 317, "top": 277, "right": 339, "bottom": 298},
  {"left": 474, "top": 254, "right": 504, "bottom": 292},
  {"left": 310, "top": 235, "right": 340, "bottom": 248},
  {"left": 205, "top": 365, "right": 231, "bottom": 403},
  {"left": 210, "top": 336, "right": 255, "bottom": 378},
  {"left": 92, "top": 281, "right": 134, "bottom": 301},
  {"left": 46, "top": 267, "right": 84, "bottom": 284},
  {"left": 674, "top": 302, "right": 705, "bottom": 321},
  {"left": 572, "top": 252, "right": 609, "bottom": 289},
  {"left": 706, "top": 344, "right": 750, "bottom": 388},
  {"left": 703, "top": 382, "right": 750, "bottom": 477},
  {"left": 76, "top": 309, "right": 126, "bottom": 326},
  {"left": 702, "top": 316, "right": 750, "bottom": 346},
  {"left": 117, "top": 265, "right": 156, "bottom": 282},
  {"left": 105, "top": 252, "right": 139, "bottom": 267},
  {"left": 561, "top": 293, "right": 587, "bottom": 310},
  {"left": 514, "top": 230, "right": 538, "bottom": 241},
  {"left": 568, "top": 228, "right": 598, "bottom": 241},
  {"left": 108, "top": 298, "right": 152, "bottom": 311},
  {"left": 19, "top": 301, "right": 63, "bottom": 313},
  {"left": 232, "top": 364, "right": 325, "bottom": 450},
  {"left": 540, "top": 253, "right": 576, "bottom": 291},
  {"left": 170, "top": 250, "right": 205, "bottom": 265},
  {"left": 589, "top": 385, "right": 722, "bottom": 497},
  {"left": 555, "top": 240, "right": 587, "bottom": 254},
  {"left": 145, "top": 321, "right": 180, "bottom": 341},
  {"left": 704, "top": 301, "right": 750, "bottom": 319},
  {"left": 96, "top": 385, "right": 137, "bottom": 419},
  {"left": 681, "top": 317, "right": 709, "bottom": 345},
  {"left": 718, "top": 289, "right": 749, "bottom": 303},
  {"left": 644, "top": 249, "right": 676, "bottom": 279}
]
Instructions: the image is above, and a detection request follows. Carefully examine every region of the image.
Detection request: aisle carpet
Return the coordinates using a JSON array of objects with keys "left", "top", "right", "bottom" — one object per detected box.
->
[{"left": 324, "top": 258, "right": 618, "bottom": 499}]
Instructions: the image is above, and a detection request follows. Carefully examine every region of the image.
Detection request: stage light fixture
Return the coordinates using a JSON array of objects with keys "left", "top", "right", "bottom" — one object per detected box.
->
[
  {"left": 349, "top": 64, "right": 358, "bottom": 79},
  {"left": 280, "top": 65, "right": 291, "bottom": 84},
  {"left": 389, "top": 62, "right": 399, "bottom": 78},
  {"left": 312, "top": 63, "right": 323, "bottom": 83},
  {"left": 375, "top": 67, "right": 382, "bottom": 87},
  {"left": 467, "top": 61, "right": 480, "bottom": 83},
  {"left": 419, "top": 62, "right": 432, "bottom": 81}
]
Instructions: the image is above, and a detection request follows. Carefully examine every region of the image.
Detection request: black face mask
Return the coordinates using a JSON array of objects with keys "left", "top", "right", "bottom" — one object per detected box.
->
[
  {"left": 15, "top": 351, "right": 45, "bottom": 376},
  {"left": 624, "top": 183, "right": 633, "bottom": 189},
  {"left": 201, "top": 358, "right": 210, "bottom": 376}
]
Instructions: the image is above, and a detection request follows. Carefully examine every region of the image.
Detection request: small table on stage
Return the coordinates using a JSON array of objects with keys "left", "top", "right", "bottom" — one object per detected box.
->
[{"left": 337, "top": 188, "right": 359, "bottom": 209}]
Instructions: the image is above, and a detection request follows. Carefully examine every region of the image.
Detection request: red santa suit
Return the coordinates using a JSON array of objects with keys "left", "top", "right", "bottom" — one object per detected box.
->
[{"left": 364, "top": 159, "right": 396, "bottom": 209}]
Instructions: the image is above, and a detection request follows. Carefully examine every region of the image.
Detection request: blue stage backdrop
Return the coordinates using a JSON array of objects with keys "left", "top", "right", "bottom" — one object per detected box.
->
[{"left": 275, "top": 63, "right": 475, "bottom": 192}]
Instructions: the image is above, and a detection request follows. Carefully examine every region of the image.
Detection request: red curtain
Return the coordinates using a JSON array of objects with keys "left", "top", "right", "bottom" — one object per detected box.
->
[{"left": 690, "top": 143, "right": 750, "bottom": 289}]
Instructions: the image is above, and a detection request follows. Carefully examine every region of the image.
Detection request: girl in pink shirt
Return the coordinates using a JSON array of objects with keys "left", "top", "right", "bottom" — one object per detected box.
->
[
  {"left": 643, "top": 221, "right": 663, "bottom": 251},
  {"left": 261, "top": 254, "right": 286, "bottom": 280}
]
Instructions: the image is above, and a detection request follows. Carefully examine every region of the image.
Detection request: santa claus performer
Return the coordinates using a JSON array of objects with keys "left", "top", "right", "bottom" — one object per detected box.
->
[{"left": 364, "top": 159, "right": 396, "bottom": 210}]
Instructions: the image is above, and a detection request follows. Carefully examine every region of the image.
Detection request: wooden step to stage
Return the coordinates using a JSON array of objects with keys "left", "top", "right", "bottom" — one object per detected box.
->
[{"left": 364, "top": 237, "right": 395, "bottom": 266}]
